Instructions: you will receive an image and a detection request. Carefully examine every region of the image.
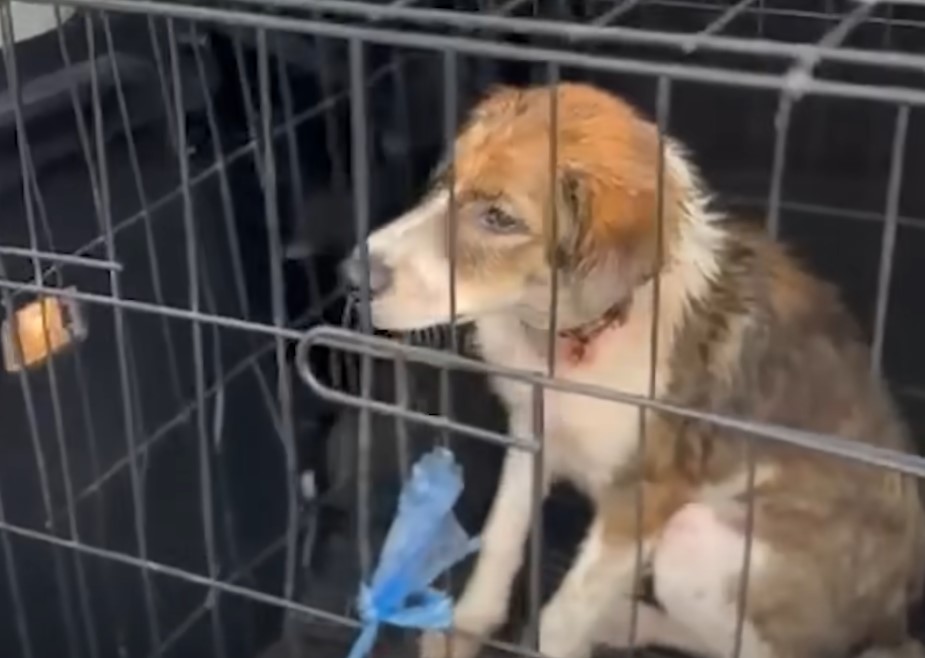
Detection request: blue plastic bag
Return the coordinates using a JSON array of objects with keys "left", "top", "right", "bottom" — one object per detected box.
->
[{"left": 345, "top": 447, "right": 481, "bottom": 658}]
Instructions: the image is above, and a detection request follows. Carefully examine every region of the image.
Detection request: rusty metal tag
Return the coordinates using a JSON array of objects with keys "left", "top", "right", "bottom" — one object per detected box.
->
[{"left": 2, "top": 288, "right": 87, "bottom": 373}]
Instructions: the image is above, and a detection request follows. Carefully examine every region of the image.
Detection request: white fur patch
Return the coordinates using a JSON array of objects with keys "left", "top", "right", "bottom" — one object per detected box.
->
[
  {"left": 362, "top": 190, "right": 464, "bottom": 330},
  {"left": 368, "top": 189, "right": 449, "bottom": 253},
  {"left": 654, "top": 502, "right": 774, "bottom": 658},
  {"left": 539, "top": 519, "right": 646, "bottom": 658},
  {"left": 665, "top": 138, "right": 725, "bottom": 306}
]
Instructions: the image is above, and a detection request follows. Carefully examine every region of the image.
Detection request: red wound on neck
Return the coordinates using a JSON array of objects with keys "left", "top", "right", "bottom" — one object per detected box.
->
[{"left": 562, "top": 336, "right": 589, "bottom": 366}]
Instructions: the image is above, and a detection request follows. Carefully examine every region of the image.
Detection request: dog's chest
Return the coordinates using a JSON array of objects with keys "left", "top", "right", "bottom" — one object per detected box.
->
[{"left": 476, "top": 317, "right": 659, "bottom": 495}]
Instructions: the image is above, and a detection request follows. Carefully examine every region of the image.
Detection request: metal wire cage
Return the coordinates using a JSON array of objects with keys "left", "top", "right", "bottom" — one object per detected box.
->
[{"left": 2, "top": 1, "right": 925, "bottom": 658}]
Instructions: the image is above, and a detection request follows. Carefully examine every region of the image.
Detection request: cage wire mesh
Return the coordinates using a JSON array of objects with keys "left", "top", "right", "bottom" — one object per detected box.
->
[{"left": 0, "top": 0, "right": 925, "bottom": 657}]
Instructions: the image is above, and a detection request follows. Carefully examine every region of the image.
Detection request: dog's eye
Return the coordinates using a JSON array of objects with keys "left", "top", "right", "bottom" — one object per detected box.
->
[{"left": 480, "top": 207, "right": 523, "bottom": 234}]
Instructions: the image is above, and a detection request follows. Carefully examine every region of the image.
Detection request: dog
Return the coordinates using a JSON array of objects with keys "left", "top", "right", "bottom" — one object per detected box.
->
[{"left": 340, "top": 82, "right": 925, "bottom": 658}]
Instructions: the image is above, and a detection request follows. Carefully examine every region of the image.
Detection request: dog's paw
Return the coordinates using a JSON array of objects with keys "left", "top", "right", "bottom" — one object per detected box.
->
[
  {"left": 418, "top": 587, "right": 506, "bottom": 658},
  {"left": 418, "top": 628, "right": 483, "bottom": 658},
  {"left": 538, "top": 610, "right": 592, "bottom": 658}
]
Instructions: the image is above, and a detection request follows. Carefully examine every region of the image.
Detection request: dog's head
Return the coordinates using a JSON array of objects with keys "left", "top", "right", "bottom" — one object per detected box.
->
[{"left": 342, "top": 82, "right": 687, "bottom": 332}]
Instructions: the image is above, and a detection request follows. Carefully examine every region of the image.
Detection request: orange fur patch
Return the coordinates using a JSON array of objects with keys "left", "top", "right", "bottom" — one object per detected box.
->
[{"left": 452, "top": 83, "right": 682, "bottom": 275}]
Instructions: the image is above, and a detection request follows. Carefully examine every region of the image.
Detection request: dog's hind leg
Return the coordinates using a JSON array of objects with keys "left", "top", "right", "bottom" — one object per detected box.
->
[{"left": 652, "top": 502, "right": 776, "bottom": 658}]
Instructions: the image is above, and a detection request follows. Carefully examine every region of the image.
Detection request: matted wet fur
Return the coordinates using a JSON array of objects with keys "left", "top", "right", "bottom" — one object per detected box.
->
[{"left": 340, "top": 82, "right": 925, "bottom": 658}]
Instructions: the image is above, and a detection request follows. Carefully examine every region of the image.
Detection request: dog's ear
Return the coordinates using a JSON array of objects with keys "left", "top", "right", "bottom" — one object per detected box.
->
[
  {"left": 548, "top": 166, "right": 591, "bottom": 271},
  {"left": 552, "top": 161, "right": 670, "bottom": 284}
]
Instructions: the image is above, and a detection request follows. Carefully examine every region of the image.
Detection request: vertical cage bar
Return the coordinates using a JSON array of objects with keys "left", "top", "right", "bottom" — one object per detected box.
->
[
  {"left": 628, "top": 75, "right": 672, "bottom": 656},
  {"left": 28, "top": 253, "right": 101, "bottom": 658},
  {"left": 0, "top": 7, "right": 84, "bottom": 657},
  {"left": 3, "top": 30, "right": 100, "bottom": 657},
  {"left": 394, "top": 348, "right": 412, "bottom": 480},
  {"left": 262, "top": 40, "right": 323, "bottom": 626},
  {"left": 439, "top": 48, "right": 459, "bottom": 455},
  {"left": 433, "top": 47, "right": 460, "bottom": 628},
  {"left": 389, "top": 55, "right": 415, "bottom": 201},
  {"left": 202, "top": 268, "right": 258, "bottom": 656},
  {"left": 54, "top": 7, "right": 103, "bottom": 231},
  {"left": 881, "top": 2, "right": 896, "bottom": 49},
  {"left": 24, "top": 127, "right": 63, "bottom": 272},
  {"left": 0, "top": 258, "right": 80, "bottom": 658},
  {"left": 312, "top": 32, "right": 348, "bottom": 198},
  {"left": 444, "top": 50, "right": 460, "bottom": 355},
  {"left": 257, "top": 29, "right": 302, "bottom": 608},
  {"left": 733, "top": 92, "right": 800, "bottom": 658},
  {"left": 192, "top": 24, "right": 251, "bottom": 321},
  {"left": 349, "top": 37, "right": 374, "bottom": 580},
  {"left": 167, "top": 18, "right": 227, "bottom": 658},
  {"left": 127, "top": 335, "right": 151, "bottom": 463},
  {"left": 232, "top": 30, "right": 265, "bottom": 183},
  {"left": 732, "top": 437, "right": 759, "bottom": 658},
  {"left": 543, "top": 65, "right": 560, "bottom": 373},
  {"left": 102, "top": 12, "right": 185, "bottom": 412},
  {"left": 274, "top": 34, "right": 319, "bottom": 305},
  {"left": 526, "top": 62, "right": 562, "bottom": 651},
  {"left": 0, "top": 490, "right": 32, "bottom": 658},
  {"left": 145, "top": 16, "right": 178, "bottom": 152},
  {"left": 53, "top": 11, "right": 132, "bottom": 651},
  {"left": 86, "top": 10, "right": 162, "bottom": 650},
  {"left": 187, "top": 23, "right": 284, "bottom": 441},
  {"left": 871, "top": 106, "right": 909, "bottom": 379},
  {"left": 765, "top": 94, "right": 793, "bottom": 239},
  {"left": 526, "top": 381, "right": 545, "bottom": 651}
]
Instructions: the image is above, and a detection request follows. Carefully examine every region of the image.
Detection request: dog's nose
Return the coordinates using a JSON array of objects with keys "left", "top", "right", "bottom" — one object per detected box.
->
[{"left": 340, "top": 250, "right": 393, "bottom": 297}]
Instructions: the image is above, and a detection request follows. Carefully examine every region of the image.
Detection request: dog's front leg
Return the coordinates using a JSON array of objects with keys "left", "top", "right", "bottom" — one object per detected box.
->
[
  {"left": 536, "top": 514, "right": 641, "bottom": 658},
  {"left": 420, "top": 414, "right": 547, "bottom": 658},
  {"left": 538, "top": 480, "right": 685, "bottom": 658}
]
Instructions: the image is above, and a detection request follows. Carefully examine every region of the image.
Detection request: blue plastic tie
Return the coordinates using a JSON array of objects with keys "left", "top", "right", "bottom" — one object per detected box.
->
[{"left": 344, "top": 447, "right": 481, "bottom": 658}]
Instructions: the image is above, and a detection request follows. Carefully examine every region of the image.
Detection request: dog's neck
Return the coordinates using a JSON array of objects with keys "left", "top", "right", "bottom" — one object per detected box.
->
[
  {"left": 557, "top": 296, "right": 634, "bottom": 365},
  {"left": 558, "top": 295, "right": 632, "bottom": 343},
  {"left": 508, "top": 257, "right": 704, "bottom": 368},
  {"left": 515, "top": 289, "right": 637, "bottom": 367},
  {"left": 505, "top": 207, "right": 723, "bottom": 368}
]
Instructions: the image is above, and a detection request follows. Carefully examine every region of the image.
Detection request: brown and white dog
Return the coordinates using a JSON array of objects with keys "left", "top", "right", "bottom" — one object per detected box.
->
[{"left": 341, "top": 82, "right": 925, "bottom": 658}]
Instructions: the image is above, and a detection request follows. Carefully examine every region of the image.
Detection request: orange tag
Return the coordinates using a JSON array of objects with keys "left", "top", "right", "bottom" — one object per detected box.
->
[{"left": 2, "top": 290, "right": 86, "bottom": 373}]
